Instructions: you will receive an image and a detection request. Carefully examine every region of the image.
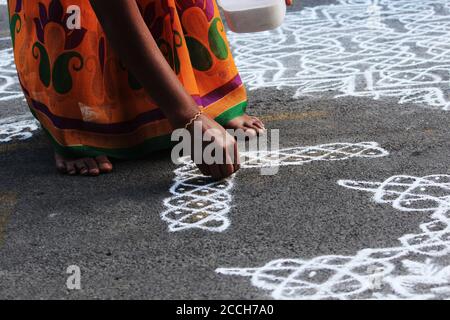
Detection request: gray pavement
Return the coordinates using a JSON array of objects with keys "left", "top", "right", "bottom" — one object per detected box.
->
[{"left": 1, "top": 1, "right": 450, "bottom": 300}]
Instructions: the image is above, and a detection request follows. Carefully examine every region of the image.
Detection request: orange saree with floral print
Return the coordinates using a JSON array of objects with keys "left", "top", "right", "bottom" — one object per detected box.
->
[{"left": 8, "top": 0, "right": 247, "bottom": 158}]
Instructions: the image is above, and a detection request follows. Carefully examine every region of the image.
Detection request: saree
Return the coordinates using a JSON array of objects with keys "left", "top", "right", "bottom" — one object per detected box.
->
[{"left": 7, "top": 0, "right": 247, "bottom": 158}]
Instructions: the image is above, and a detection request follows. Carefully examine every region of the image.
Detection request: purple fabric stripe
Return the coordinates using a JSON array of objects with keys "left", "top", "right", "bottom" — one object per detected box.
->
[
  {"left": 29, "top": 74, "right": 243, "bottom": 135},
  {"left": 191, "top": 95, "right": 203, "bottom": 106},
  {"left": 31, "top": 99, "right": 166, "bottom": 135},
  {"left": 200, "top": 75, "right": 243, "bottom": 107}
]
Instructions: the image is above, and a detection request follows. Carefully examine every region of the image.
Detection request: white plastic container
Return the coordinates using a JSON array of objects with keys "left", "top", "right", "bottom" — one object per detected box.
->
[{"left": 218, "top": 0, "right": 286, "bottom": 33}]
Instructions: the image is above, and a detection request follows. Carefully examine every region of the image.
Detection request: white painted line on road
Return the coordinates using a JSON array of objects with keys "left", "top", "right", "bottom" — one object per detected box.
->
[
  {"left": 217, "top": 175, "right": 450, "bottom": 300},
  {"left": 161, "top": 142, "right": 389, "bottom": 232}
]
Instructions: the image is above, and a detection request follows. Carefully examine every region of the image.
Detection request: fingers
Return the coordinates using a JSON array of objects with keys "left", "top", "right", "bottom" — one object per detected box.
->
[
  {"left": 244, "top": 127, "right": 258, "bottom": 138},
  {"left": 213, "top": 139, "right": 240, "bottom": 180},
  {"left": 209, "top": 163, "right": 223, "bottom": 180},
  {"left": 219, "top": 148, "right": 235, "bottom": 179},
  {"left": 252, "top": 117, "right": 265, "bottom": 130},
  {"left": 195, "top": 153, "right": 236, "bottom": 180},
  {"left": 196, "top": 142, "right": 239, "bottom": 180},
  {"left": 244, "top": 117, "right": 265, "bottom": 136},
  {"left": 192, "top": 115, "right": 242, "bottom": 180},
  {"left": 222, "top": 161, "right": 236, "bottom": 179}
]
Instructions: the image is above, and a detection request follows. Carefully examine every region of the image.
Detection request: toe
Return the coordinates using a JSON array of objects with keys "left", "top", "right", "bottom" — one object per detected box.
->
[
  {"left": 75, "top": 160, "right": 89, "bottom": 176},
  {"left": 66, "top": 161, "right": 77, "bottom": 175},
  {"left": 95, "top": 155, "right": 113, "bottom": 173},
  {"left": 54, "top": 153, "right": 67, "bottom": 173},
  {"left": 85, "top": 158, "right": 100, "bottom": 176},
  {"left": 54, "top": 153, "right": 107, "bottom": 176}
]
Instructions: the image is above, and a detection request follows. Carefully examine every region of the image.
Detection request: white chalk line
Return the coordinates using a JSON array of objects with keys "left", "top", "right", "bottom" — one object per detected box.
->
[
  {"left": 228, "top": 0, "right": 450, "bottom": 110},
  {"left": 217, "top": 175, "right": 450, "bottom": 300},
  {"left": 0, "top": 35, "right": 38, "bottom": 143},
  {"left": 0, "top": 29, "right": 38, "bottom": 143},
  {"left": 0, "top": 37, "right": 22, "bottom": 103},
  {"left": 0, "top": 115, "right": 39, "bottom": 143},
  {"left": 161, "top": 142, "right": 389, "bottom": 232}
]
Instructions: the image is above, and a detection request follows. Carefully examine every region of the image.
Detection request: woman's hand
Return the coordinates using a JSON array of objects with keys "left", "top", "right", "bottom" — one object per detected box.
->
[
  {"left": 286, "top": 0, "right": 294, "bottom": 5},
  {"left": 186, "top": 114, "right": 240, "bottom": 180}
]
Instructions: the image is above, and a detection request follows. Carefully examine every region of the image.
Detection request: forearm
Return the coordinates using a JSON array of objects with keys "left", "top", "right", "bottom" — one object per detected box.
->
[{"left": 89, "top": 0, "right": 199, "bottom": 127}]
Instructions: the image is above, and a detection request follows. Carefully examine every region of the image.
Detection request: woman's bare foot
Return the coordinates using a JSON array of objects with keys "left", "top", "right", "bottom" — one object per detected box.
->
[
  {"left": 54, "top": 153, "right": 113, "bottom": 176},
  {"left": 224, "top": 114, "right": 265, "bottom": 137}
]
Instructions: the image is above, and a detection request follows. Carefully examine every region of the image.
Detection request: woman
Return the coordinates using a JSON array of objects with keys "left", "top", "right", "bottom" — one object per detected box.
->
[{"left": 8, "top": 0, "right": 292, "bottom": 179}]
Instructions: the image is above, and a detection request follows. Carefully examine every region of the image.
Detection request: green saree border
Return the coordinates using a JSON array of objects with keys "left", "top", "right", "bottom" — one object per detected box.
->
[
  {"left": 36, "top": 100, "right": 247, "bottom": 159},
  {"left": 214, "top": 101, "right": 247, "bottom": 126}
]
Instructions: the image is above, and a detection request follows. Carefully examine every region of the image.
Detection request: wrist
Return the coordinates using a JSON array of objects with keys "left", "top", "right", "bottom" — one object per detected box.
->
[
  {"left": 183, "top": 110, "right": 204, "bottom": 130},
  {"left": 168, "top": 103, "right": 201, "bottom": 129}
]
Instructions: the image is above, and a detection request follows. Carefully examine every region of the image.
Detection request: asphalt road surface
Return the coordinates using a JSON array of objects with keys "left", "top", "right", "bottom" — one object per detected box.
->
[{"left": 1, "top": 0, "right": 450, "bottom": 300}]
